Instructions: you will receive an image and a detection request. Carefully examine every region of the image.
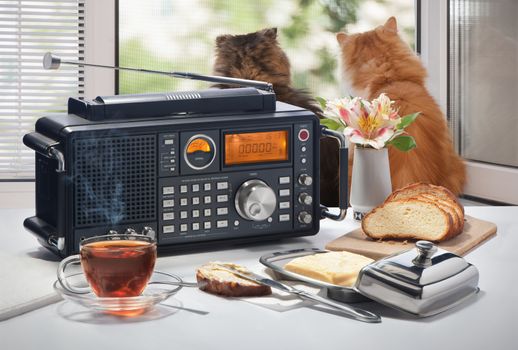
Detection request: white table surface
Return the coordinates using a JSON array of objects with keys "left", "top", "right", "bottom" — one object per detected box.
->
[{"left": 0, "top": 206, "right": 517, "bottom": 350}]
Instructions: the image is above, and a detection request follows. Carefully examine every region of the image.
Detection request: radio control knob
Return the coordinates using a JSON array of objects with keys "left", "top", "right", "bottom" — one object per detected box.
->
[
  {"left": 235, "top": 179, "right": 277, "bottom": 222},
  {"left": 298, "top": 193, "right": 313, "bottom": 206},
  {"left": 298, "top": 174, "right": 313, "bottom": 186},
  {"left": 298, "top": 211, "right": 313, "bottom": 224}
]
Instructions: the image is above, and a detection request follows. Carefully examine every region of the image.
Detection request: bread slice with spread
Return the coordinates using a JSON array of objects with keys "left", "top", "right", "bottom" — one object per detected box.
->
[{"left": 196, "top": 262, "right": 272, "bottom": 297}]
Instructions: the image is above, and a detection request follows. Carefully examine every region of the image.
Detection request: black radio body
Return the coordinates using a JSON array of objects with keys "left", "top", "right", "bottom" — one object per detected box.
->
[{"left": 23, "top": 86, "right": 348, "bottom": 257}]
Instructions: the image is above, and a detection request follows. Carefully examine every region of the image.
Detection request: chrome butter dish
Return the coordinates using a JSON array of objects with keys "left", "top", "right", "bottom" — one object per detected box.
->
[
  {"left": 355, "top": 240, "right": 479, "bottom": 317},
  {"left": 260, "top": 241, "right": 479, "bottom": 317}
]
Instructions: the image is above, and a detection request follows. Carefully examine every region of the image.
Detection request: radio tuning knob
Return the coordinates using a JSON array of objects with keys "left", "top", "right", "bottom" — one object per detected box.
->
[
  {"left": 235, "top": 179, "right": 277, "bottom": 222},
  {"left": 298, "top": 193, "right": 313, "bottom": 205},
  {"left": 298, "top": 174, "right": 313, "bottom": 186},
  {"left": 298, "top": 211, "right": 313, "bottom": 224}
]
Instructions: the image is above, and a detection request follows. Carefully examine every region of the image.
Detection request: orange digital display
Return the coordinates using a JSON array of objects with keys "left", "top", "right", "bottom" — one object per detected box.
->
[{"left": 225, "top": 130, "right": 288, "bottom": 165}]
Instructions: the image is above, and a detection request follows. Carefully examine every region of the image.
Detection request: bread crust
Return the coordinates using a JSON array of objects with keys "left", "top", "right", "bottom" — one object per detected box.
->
[
  {"left": 386, "top": 182, "right": 464, "bottom": 214},
  {"left": 385, "top": 182, "right": 465, "bottom": 233},
  {"left": 196, "top": 263, "right": 272, "bottom": 297},
  {"left": 362, "top": 198, "right": 454, "bottom": 242}
]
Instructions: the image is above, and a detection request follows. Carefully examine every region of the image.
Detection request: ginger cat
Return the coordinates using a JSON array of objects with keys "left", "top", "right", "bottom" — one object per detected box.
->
[
  {"left": 336, "top": 17, "right": 466, "bottom": 195},
  {"left": 213, "top": 28, "right": 340, "bottom": 206}
]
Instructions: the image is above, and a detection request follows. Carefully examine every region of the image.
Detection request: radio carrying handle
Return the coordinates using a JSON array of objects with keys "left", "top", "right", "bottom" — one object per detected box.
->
[
  {"left": 23, "top": 132, "right": 66, "bottom": 252},
  {"left": 320, "top": 127, "right": 348, "bottom": 221}
]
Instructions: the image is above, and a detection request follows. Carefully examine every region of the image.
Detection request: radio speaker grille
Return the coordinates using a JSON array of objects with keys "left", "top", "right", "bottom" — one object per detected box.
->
[{"left": 73, "top": 135, "right": 157, "bottom": 227}]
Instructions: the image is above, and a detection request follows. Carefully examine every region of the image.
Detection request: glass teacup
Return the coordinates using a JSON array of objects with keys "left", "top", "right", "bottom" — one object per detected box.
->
[{"left": 57, "top": 234, "right": 157, "bottom": 297}]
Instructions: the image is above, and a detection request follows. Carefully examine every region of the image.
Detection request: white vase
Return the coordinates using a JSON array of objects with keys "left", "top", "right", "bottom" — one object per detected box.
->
[{"left": 350, "top": 147, "right": 392, "bottom": 220}]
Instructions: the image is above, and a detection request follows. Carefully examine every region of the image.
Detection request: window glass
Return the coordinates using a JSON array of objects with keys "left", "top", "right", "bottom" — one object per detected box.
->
[
  {"left": 0, "top": 0, "right": 84, "bottom": 179},
  {"left": 450, "top": 0, "right": 518, "bottom": 167},
  {"left": 118, "top": 0, "right": 415, "bottom": 98}
]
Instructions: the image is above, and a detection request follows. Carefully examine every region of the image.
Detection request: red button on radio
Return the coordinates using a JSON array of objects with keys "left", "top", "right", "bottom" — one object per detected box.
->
[{"left": 298, "top": 129, "right": 309, "bottom": 141}]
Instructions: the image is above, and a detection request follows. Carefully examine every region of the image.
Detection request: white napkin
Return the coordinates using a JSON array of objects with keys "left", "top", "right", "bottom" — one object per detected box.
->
[
  {"left": 238, "top": 266, "right": 322, "bottom": 312},
  {"left": 0, "top": 252, "right": 62, "bottom": 321}
]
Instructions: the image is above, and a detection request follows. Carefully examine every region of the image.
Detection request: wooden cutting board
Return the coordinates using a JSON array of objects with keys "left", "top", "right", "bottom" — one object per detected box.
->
[{"left": 325, "top": 215, "right": 497, "bottom": 259}]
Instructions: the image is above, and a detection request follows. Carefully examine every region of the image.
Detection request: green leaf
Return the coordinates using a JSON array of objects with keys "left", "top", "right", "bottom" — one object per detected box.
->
[
  {"left": 397, "top": 112, "right": 420, "bottom": 130},
  {"left": 315, "top": 96, "right": 327, "bottom": 110},
  {"left": 387, "top": 135, "right": 416, "bottom": 152},
  {"left": 320, "top": 118, "right": 343, "bottom": 131}
]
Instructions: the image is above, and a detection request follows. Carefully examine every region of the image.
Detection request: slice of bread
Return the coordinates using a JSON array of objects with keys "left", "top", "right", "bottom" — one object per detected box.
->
[
  {"left": 415, "top": 193, "right": 462, "bottom": 235},
  {"left": 196, "top": 262, "right": 271, "bottom": 297},
  {"left": 362, "top": 199, "right": 454, "bottom": 241},
  {"left": 284, "top": 251, "right": 374, "bottom": 287}
]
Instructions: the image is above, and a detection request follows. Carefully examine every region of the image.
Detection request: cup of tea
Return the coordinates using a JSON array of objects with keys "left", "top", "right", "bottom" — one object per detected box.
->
[{"left": 57, "top": 234, "right": 157, "bottom": 297}]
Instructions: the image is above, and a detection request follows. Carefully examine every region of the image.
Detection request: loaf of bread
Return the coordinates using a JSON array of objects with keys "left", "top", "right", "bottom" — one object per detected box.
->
[
  {"left": 196, "top": 262, "right": 272, "bottom": 297},
  {"left": 362, "top": 199, "right": 456, "bottom": 241},
  {"left": 362, "top": 183, "right": 465, "bottom": 242},
  {"left": 284, "top": 251, "right": 374, "bottom": 286}
]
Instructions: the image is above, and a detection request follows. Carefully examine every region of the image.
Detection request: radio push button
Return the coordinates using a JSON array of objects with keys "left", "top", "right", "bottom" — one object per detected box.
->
[
  {"left": 217, "top": 194, "right": 229, "bottom": 203},
  {"left": 279, "top": 201, "right": 290, "bottom": 209},
  {"left": 163, "top": 212, "right": 174, "bottom": 221},
  {"left": 217, "top": 182, "right": 228, "bottom": 190},
  {"left": 279, "top": 214, "right": 290, "bottom": 222},
  {"left": 217, "top": 220, "right": 228, "bottom": 228},
  {"left": 279, "top": 176, "right": 290, "bottom": 185},
  {"left": 279, "top": 189, "right": 290, "bottom": 197},
  {"left": 163, "top": 225, "right": 175, "bottom": 234},
  {"left": 162, "top": 186, "right": 174, "bottom": 195},
  {"left": 235, "top": 179, "right": 277, "bottom": 222},
  {"left": 298, "top": 129, "right": 310, "bottom": 142},
  {"left": 298, "top": 193, "right": 313, "bottom": 205},
  {"left": 217, "top": 207, "right": 228, "bottom": 216},
  {"left": 298, "top": 174, "right": 313, "bottom": 186},
  {"left": 163, "top": 199, "right": 174, "bottom": 208},
  {"left": 298, "top": 211, "right": 313, "bottom": 224}
]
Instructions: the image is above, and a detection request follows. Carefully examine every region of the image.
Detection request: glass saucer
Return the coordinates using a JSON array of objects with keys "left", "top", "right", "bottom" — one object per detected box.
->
[{"left": 53, "top": 270, "right": 184, "bottom": 316}]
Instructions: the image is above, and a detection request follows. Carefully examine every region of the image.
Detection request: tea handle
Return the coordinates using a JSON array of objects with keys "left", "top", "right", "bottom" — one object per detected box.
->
[{"left": 57, "top": 255, "right": 90, "bottom": 294}]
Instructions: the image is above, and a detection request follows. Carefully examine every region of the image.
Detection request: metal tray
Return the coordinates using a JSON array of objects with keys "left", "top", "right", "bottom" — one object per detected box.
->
[{"left": 259, "top": 248, "right": 369, "bottom": 303}]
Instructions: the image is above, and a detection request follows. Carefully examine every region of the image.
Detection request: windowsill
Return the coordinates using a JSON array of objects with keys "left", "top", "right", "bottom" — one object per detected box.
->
[{"left": 0, "top": 182, "right": 34, "bottom": 209}]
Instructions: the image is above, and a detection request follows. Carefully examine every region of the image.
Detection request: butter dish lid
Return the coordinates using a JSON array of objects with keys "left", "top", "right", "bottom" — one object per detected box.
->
[{"left": 355, "top": 241, "right": 479, "bottom": 317}]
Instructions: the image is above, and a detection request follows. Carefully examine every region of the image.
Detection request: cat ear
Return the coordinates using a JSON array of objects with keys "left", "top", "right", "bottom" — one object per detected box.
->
[
  {"left": 261, "top": 27, "right": 278, "bottom": 39},
  {"left": 216, "top": 34, "right": 231, "bottom": 46},
  {"left": 383, "top": 17, "right": 398, "bottom": 33},
  {"left": 336, "top": 32, "right": 348, "bottom": 45}
]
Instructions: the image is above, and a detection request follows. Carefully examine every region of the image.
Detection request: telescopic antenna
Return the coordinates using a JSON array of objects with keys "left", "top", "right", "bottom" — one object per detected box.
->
[{"left": 43, "top": 52, "right": 274, "bottom": 92}]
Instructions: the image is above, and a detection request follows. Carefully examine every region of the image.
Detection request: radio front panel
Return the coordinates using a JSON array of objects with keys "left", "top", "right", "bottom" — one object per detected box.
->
[{"left": 67, "top": 117, "right": 319, "bottom": 253}]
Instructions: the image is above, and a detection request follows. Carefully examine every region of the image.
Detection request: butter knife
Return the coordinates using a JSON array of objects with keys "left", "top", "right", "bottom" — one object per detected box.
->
[{"left": 215, "top": 264, "right": 381, "bottom": 323}]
